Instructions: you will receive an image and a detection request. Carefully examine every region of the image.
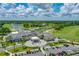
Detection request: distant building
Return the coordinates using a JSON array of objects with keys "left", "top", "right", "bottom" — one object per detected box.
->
[
  {"left": 24, "top": 36, "right": 47, "bottom": 47},
  {"left": 42, "top": 32, "right": 54, "bottom": 40},
  {"left": 30, "top": 37, "right": 41, "bottom": 44}
]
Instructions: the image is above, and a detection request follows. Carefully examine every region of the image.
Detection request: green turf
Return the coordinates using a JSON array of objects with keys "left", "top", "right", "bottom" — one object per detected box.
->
[
  {"left": 8, "top": 46, "right": 39, "bottom": 53},
  {"left": 52, "top": 26, "right": 79, "bottom": 42},
  {"left": 0, "top": 52, "right": 9, "bottom": 56},
  {"left": 48, "top": 42, "right": 63, "bottom": 46}
]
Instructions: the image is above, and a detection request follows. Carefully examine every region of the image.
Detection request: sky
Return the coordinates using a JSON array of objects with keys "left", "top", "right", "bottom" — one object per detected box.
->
[{"left": 0, "top": 3, "right": 79, "bottom": 21}]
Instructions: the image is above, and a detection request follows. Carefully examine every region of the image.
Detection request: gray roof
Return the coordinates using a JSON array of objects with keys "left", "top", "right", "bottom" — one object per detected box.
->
[{"left": 42, "top": 32, "right": 53, "bottom": 40}]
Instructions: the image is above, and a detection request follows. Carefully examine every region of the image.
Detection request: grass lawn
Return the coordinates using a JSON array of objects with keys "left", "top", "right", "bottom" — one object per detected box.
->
[
  {"left": 49, "top": 26, "right": 79, "bottom": 42},
  {"left": 8, "top": 46, "right": 39, "bottom": 53},
  {"left": 48, "top": 42, "right": 63, "bottom": 46},
  {"left": 6, "top": 42, "right": 16, "bottom": 46},
  {"left": 0, "top": 52, "right": 9, "bottom": 56}
]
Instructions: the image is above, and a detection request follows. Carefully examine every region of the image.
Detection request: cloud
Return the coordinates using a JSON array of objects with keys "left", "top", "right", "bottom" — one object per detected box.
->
[
  {"left": 0, "top": 3, "right": 55, "bottom": 18},
  {"left": 28, "top": 3, "right": 55, "bottom": 16},
  {"left": 0, "top": 3, "right": 79, "bottom": 19},
  {"left": 0, "top": 3, "right": 16, "bottom": 9},
  {"left": 59, "top": 3, "right": 79, "bottom": 16},
  {"left": 28, "top": 3, "right": 53, "bottom": 9}
]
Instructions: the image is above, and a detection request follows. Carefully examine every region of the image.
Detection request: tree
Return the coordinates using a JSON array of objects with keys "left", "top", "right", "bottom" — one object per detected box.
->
[
  {"left": 0, "top": 41, "right": 7, "bottom": 50},
  {"left": 23, "top": 23, "right": 32, "bottom": 28},
  {"left": 0, "top": 27, "right": 11, "bottom": 35}
]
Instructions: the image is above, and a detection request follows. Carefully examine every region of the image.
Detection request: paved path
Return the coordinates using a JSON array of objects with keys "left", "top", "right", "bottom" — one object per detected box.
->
[
  {"left": 5, "top": 50, "right": 12, "bottom": 56},
  {"left": 40, "top": 47, "right": 47, "bottom": 56}
]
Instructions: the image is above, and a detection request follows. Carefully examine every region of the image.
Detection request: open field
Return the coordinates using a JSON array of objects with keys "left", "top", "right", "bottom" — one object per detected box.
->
[{"left": 52, "top": 26, "right": 79, "bottom": 42}]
